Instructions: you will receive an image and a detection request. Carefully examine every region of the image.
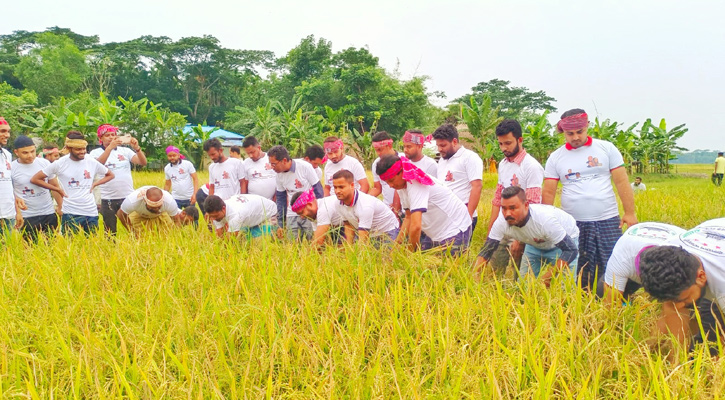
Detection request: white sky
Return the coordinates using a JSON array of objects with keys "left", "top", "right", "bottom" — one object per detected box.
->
[{"left": 6, "top": 0, "right": 725, "bottom": 150}]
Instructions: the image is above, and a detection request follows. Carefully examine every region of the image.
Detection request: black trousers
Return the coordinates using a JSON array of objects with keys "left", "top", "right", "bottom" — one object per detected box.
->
[
  {"left": 196, "top": 188, "right": 209, "bottom": 215},
  {"left": 100, "top": 198, "right": 124, "bottom": 234},
  {"left": 22, "top": 213, "right": 58, "bottom": 241}
]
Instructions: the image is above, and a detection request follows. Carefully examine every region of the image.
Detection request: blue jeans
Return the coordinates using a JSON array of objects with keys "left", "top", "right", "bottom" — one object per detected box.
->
[
  {"left": 62, "top": 214, "right": 99, "bottom": 235},
  {"left": 175, "top": 199, "right": 191, "bottom": 209},
  {"left": 520, "top": 245, "right": 578, "bottom": 280},
  {"left": 421, "top": 225, "right": 473, "bottom": 257},
  {"left": 0, "top": 218, "right": 15, "bottom": 235}
]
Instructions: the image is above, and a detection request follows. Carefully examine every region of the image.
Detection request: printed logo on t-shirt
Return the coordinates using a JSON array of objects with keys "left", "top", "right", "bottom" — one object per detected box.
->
[
  {"left": 265, "top": 163, "right": 272, "bottom": 170},
  {"left": 627, "top": 225, "right": 679, "bottom": 241},
  {"left": 0, "top": 171, "right": 5, "bottom": 179},
  {"left": 68, "top": 178, "right": 81, "bottom": 187},
  {"left": 22, "top": 186, "right": 35, "bottom": 195},
  {"left": 445, "top": 171, "right": 454, "bottom": 182},
  {"left": 565, "top": 169, "right": 582, "bottom": 180},
  {"left": 118, "top": 155, "right": 126, "bottom": 161},
  {"left": 171, "top": 174, "right": 178, "bottom": 181},
  {"left": 213, "top": 179, "right": 221, "bottom": 186},
  {"left": 222, "top": 171, "right": 230, "bottom": 179},
  {"left": 294, "top": 179, "right": 303, "bottom": 188},
  {"left": 586, "top": 156, "right": 602, "bottom": 168},
  {"left": 510, "top": 174, "right": 520, "bottom": 187},
  {"left": 83, "top": 170, "right": 91, "bottom": 179},
  {"left": 233, "top": 196, "right": 249, "bottom": 204},
  {"left": 5, "top": 161, "right": 10, "bottom": 170},
  {"left": 533, "top": 237, "right": 546, "bottom": 244},
  {"left": 107, "top": 162, "right": 116, "bottom": 169},
  {"left": 681, "top": 228, "right": 725, "bottom": 256},
  {"left": 178, "top": 168, "right": 185, "bottom": 174}
]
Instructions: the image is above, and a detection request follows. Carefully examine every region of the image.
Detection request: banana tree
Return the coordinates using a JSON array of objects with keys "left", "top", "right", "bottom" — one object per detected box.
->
[
  {"left": 523, "top": 111, "right": 561, "bottom": 164},
  {"left": 459, "top": 95, "right": 503, "bottom": 160}
]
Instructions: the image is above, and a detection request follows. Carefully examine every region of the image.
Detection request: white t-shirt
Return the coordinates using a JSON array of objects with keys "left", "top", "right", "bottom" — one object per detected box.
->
[
  {"left": 242, "top": 154, "right": 277, "bottom": 199},
  {"left": 544, "top": 138, "right": 625, "bottom": 221},
  {"left": 276, "top": 159, "right": 321, "bottom": 214},
  {"left": 42, "top": 155, "right": 109, "bottom": 217},
  {"left": 371, "top": 153, "right": 404, "bottom": 206},
  {"left": 212, "top": 194, "right": 277, "bottom": 232},
  {"left": 411, "top": 155, "right": 438, "bottom": 177},
  {"left": 315, "top": 166, "right": 323, "bottom": 182},
  {"left": 164, "top": 160, "right": 197, "bottom": 200},
  {"left": 498, "top": 152, "right": 544, "bottom": 194},
  {"left": 315, "top": 195, "right": 344, "bottom": 227},
  {"left": 398, "top": 177, "right": 472, "bottom": 242},
  {"left": 89, "top": 146, "right": 136, "bottom": 199},
  {"left": 208, "top": 157, "right": 246, "bottom": 200},
  {"left": 120, "top": 186, "right": 180, "bottom": 218},
  {"left": 631, "top": 182, "right": 646, "bottom": 192},
  {"left": 11, "top": 158, "right": 56, "bottom": 218},
  {"left": 489, "top": 204, "right": 579, "bottom": 250},
  {"left": 0, "top": 148, "right": 14, "bottom": 218},
  {"left": 337, "top": 191, "right": 399, "bottom": 236},
  {"left": 604, "top": 222, "right": 685, "bottom": 291},
  {"left": 324, "top": 155, "right": 367, "bottom": 190},
  {"left": 437, "top": 147, "right": 483, "bottom": 217}
]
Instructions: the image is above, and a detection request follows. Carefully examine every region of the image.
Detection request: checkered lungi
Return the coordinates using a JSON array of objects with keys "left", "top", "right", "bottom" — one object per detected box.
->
[{"left": 576, "top": 216, "right": 622, "bottom": 290}]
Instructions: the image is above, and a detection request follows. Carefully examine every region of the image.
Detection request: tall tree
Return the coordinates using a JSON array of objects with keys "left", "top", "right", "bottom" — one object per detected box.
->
[{"left": 454, "top": 79, "right": 557, "bottom": 125}]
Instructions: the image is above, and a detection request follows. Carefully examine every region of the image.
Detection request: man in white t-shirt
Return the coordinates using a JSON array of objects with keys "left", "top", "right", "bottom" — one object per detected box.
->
[
  {"left": 290, "top": 190, "right": 344, "bottom": 249},
  {"left": 31, "top": 131, "right": 115, "bottom": 235},
  {"left": 268, "top": 145, "right": 324, "bottom": 241},
  {"left": 0, "top": 117, "right": 17, "bottom": 234},
  {"left": 369, "top": 131, "right": 401, "bottom": 212},
  {"left": 432, "top": 124, "right": 483, "bottom": 230},
  {"left": 331, "top": 169, "right": 399, "bottom": 245},
  {"left": 89, "top": 124, "right": 147, "bottom": 235},
  {"left": 402, "top": 130, "right": 438, "bottom": 177},
  {"left": 204, "top": 138, "right": 245, "bottom": 200},
  {"left": 638, "top": 220, "right": 725, "bottom": 350},
  {"left": 11, "top": 135, "right": 62, "bottom": 240},
  {"left": 304, "top": 145, "right": 325, "bottom": 182},
  {"left": 163, "top": 146, "right": 199, "bottom": 208},
  {"left": 117, "top": 186, "right": 185, "bottom": 234},
  {"left": 631, "top": 177, "right": 646, "bottom": 192},
  {"left": 322, "top": 136, "right": 369, "bottom": 196},
  {"left": 542, "top": 109, "right": 637, "bottom": 291},
  {"left": 475, "top": 186, "right": 579, "bottom": 285},
  {"left": 377, "top": 154, "right": 472, "bottom": 256},
  {"left": 203, "top": 194, "right": 277, "bottom": 239},
  {"left": 241, "top": 136, "right": 277, "bottom": 200}
]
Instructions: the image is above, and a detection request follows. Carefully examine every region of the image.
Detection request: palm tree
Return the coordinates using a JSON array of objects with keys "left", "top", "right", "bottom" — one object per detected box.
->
[{"left": 459, "top": 95, "right": 503, "bottom": 160}]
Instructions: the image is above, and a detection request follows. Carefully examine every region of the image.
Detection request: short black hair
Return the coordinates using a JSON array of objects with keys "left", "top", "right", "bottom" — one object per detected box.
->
[
  {"left": 375, "top": 154, "right": 401, "bottom": 177},
  {"left": 635, "top": 176, "right": 642, "bottom": 180},
  {"left": 230, "top": 146, "right": 241, "bottom": 155},
  {"left": 290, "top": 191, "right": 304, "bottom": 205},
  {"left": 203, "top": 138, "right": 223, "bottom": 152},
  {"left": 304, "top": 145, "right": 325, "bottom": 160},
  {"left": 182, "top": 206, "right": 199, "bottom": 221},
  {"left": 332, "top": 170, "right": 354, "bottom": 182},
  {"left": 639, "top": 246, "right": 701, "bottom": 302},
  {"left": 432, "top": 124, "right": 458, "bottom": 141},
  {"left": 719, "top": 152, "right": 724, "bottom": 156},
  {"left": 43, "top": 144, "right": 58, "bottom": 150},
  {"left": 372, "top": 131, "right": 392, "bottom": 142},
  {"left": 407, "top": 129, "right": 422, "bottom": 134},
  {"left": 204, "top": 195, "right": 226, "bottom": 213},
  {"left": 66, "top": 131, "right": 84, "bottom": 140},
  {"left": 561, "top": 108, "right": 587, "bottom": 119},
  {"left": 324, "top": 136, "right": 340, "bottom": 143},
  {"left": 242, "top": 136, "right": 259, "bottom": 148},
  {"left": 495, "top": 119, "right": 522, "bottom": 139},
  {"left": 267, "top": 145, "right": 290, "bottom": 162},
  {"left": 501, "top": 186, "right": 526, "bottom": 202}
]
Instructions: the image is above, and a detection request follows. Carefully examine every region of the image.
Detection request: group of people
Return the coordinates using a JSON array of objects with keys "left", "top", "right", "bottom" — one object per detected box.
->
[{"left": 0, "top": 108, "right": 723, "bottom": 351}]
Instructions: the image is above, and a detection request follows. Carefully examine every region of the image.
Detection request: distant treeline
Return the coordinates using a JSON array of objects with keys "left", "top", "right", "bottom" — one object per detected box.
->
[{"left": 672, "top": 150, "right": 719, "bottom": 164}]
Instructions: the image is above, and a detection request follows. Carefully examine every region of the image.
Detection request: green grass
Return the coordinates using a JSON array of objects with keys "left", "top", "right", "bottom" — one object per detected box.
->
[{"left": 1, "top": 170, "right": 725, "bottom": 398}]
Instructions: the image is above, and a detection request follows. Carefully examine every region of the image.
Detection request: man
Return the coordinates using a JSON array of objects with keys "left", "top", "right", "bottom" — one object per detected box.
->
[
  {"left": 268, "top": 145, "right": 324, "bottom": 240},
  {"left": 542, "top": 109, "right": 637, "bottom": 290},
  {"left": 229, "top": 146, "right": 243, "bottom": 160},
  {"left": 41, "top": 144, "right": 60, "bottom": 163},
  {"left": 474, "top": 186, "right": 579, "bottom": 285},
  {"left": 432, "top": 124, "right": 484, "bottom": 230},
  {"left": 89, "top": 124, "right": 147, "bottom": 235},
  {"left": 369, "top": 131, "right": 401, "bottom": 212},
  {"left": 377, "top": 154, "right": 472, "bottom": 256},
  {"left": 204, "top": 138, "right": 245, "bottom": 200},
  {"left": 11, "top": 135, "right": 63, "bottom": 240},
  {"left": 163, "top": 146, "right": 199, "bottom": 208},
  {"left": 598, "top": 222, "right": 685, "bottom": 303},
  {"left": 241, "top": 136, "right": 276, "bottom": 200},
  {"left": 117, "top": 186, "right": 188, "bottom": 234},
  {"left": 31, "top": 131, "right": 115, "bottom": 235},
  {"left": 402, "top": 130, "right": 438, "bottom": 177},
  {"left": 0, "top": 117, "right": 17, "bottom": 233},
  {"left": 332, "top": 170, "right": 399, "bottom": 244},
  {"left": 713, "top": 152, "right": 725, "bottom": 186},
  {"left": 322, "top": 136, "right": 369, "bottom": 196},
  {"left": 289, "top": 189, "right": 344, "bottom": 248},
  {"left": 631, "top": 176, "right": 646, "bottom": 192},
  {"left": 204, "top": 194, "right": 277, "bottom": 239},
  {"left": 638, "top": 220, "right": 725, "bottom": 349},
  {"left": 304, "top": 145, "right": 325, "bottom": 182}
]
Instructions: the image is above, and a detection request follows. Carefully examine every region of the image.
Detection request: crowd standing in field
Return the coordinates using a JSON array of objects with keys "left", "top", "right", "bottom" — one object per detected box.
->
[{"left": 0, "top": 110, "right": 724, "bottom": 354}]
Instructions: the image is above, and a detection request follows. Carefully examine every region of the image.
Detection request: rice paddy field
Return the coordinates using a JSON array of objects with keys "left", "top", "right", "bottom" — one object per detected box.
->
[{"left": 1, "top": 165, "right": 725, "bottom": 398}]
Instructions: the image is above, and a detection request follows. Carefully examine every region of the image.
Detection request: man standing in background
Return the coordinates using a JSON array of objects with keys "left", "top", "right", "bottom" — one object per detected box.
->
[
  {"left": 713, "top": 152, "right": 725, "bottom": 186},
  {"left": 204, "top": 138, "right": 245, "bottom": 200},
  {"left": 163, "top": 146, "right": 199, "bottom": 208},
  {"left": 322, "top": 136, "right": 369, "bottom": 196},
  {"left": 0, "top": 117, "right": 17, "bottom": 234},
  {"left": 402, "top": 130, "right": 438, "bottom": 177},
  {"left": 241, "top": 136, "right": 277, "bottom": 200},
  {"left": 369, "top": 131, "right": 401, "bottom": 212}
]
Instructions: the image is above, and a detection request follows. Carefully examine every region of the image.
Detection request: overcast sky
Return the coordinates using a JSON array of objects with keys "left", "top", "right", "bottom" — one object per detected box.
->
[{"left": 6, "top": 0, "right": 725, "bottom": 151}]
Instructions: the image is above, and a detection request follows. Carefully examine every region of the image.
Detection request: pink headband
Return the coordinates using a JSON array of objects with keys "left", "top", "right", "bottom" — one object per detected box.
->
[
  {"left": 557, "top": 113, "right": 588, "bottom": 133},
  {"left": 402, "top": 131, "right": 432, "bottom": 145},
  {"left": 291, "top": 189, "right": 316, "bottom": 213},
  {"left": 0, "top": 117, "right": 8, "bottom": 126},
  {"left": 379, "top": 156, "right": 434, "bottom": 186},
  {"left": 97, "top": 124, "right": 119, "bottom": 139},
  {"left": 165, "top": 145, "right": 186, "bottom": 159},
  {"left": 324, "top": 140, "right": 344, "bottom": 154},
  {"left": 372, "top": 139, "right": 393, "bottom": 149}
]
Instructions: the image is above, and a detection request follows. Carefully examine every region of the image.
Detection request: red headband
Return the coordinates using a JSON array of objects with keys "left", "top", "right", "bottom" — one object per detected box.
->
[
  {"left": 379, "top": 156, "right": 434, "bottom": 186},
  {"left": 557, "top": 113, "right": 588, "bottom": 133},
  {"left": 291, "top": 189, "right": 316, "bottom": 213},
  {"left": 372, "top": 139, "right": 393, "bottom": 149},
  {"left": 324, "top": 140, "right": 344, "bottom": 153},
  {"left": 402, "top": 131, "right": 431, "bottom": 145}
]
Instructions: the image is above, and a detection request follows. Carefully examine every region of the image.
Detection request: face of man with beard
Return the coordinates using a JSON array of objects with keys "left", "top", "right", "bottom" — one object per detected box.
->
[
  {"left": 497, "top": 132, "right": 522, "bottom": 159},
  {"left": 501, "top": 194, "right": 529, "bottom": 227}
]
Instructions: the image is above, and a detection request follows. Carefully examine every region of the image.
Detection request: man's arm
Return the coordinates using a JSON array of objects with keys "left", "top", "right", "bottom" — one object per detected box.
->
[
  {"left": 467, "top": 180, "right": 482, "bottom": 217},
  {"left": 391, "top": 191, "right": 401, "bottom": 214},
  {"left": 473, "top": 237, "right": 501, "bottom": 279},
  {"left": 90, "top": 170, "right": 114, "bottom": 192},
  {"left": 13, "top": 197, "right": 24, "bottom": 229},
  {"left": 542, "top": 179, "right": 558, "bottom": 205},
  {"left": 343, "top": 223, "right": 356, "bottom": 245},
  {"left": 357, "top": 178, "right": 370, "bottom": 194},
  {"left": 30, "top": 171, "right": 65, "bottom": 197},
  {"left": 396, "top": 210, "right": 410, "bottom": 244},
  {"left": 48, "top": 178, "right": 63, "bottom": 214},
  {"left": 368, "top": 181, "right": 382, "bottom": 198},
  {"left": 240, "top": 179, "right": 249, "bottom": 194},
  {"left": 656, "top": 301, "right": 691, "bottom": 347},
  {"left": 129, "top": 139, "right": 147, "bottom": 166},
  {"left": 601, "top": 282, "right": 626, "bottom": 306},
  {"left": 312, "top": 224, "right": 330, "bottom": 249},
  {"left": 116, "top": 208, "right": 132, "bottom": 233},
  {"left": 540, "top": 234, "right": 578, "bottom": 287},
  {"left": 312, "top": 182, "right": 324, "bottom": 199},
  {"left": 611, "top": 167, "right": 637, "bottom": 229},
  {"left": 95, "top": 139, "right": 118, "bottom": 164},
  {"left": 324, "top": 185, "right": 331, "bottom": 197},
  {"left": 163, "top": 179, "right": 171, "bottom": 192},
  {"left": 406, "top": 211, "right": 423, "bottom": 252},
  {"left": 190, "top": 172, "right": 200, "bottom": 205}
]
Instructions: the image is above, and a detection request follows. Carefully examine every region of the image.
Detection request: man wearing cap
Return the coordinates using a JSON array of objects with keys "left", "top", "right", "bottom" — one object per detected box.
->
[
  {"left": 402, "top": 130, "right": 438, "bottom": 177},
  {"left": 89, "top": 124, "right": 147, "bottom": 235},
  {"left": 542, "top": 108, "right": 637, "bottom": 290},
  {"left": 322, "top": 136, "right": 369, "bottom": 196},
  {"left": 369, "top": 131, "right": 401, "bottom": 213},
  {"left": 0, "top": 117, "right": 17, "bottom": 233},
  {"left": 241, "top": 136, "right": 277, "bottom": 200},
  {"left": 116, "top": 186, "right": 188, "bottom": 235},
  {"left": 11, "top": 135, "right": 63, "bottom": 240},
  {"left": 163, "top": 146, "right": 199, "bottom": 209},
  {"left": 203, "top": 194, "right": 278, "bottom": 239},
  {"left": 31, "top": 131, "right": 115, "bottom": 235},
  {"left": 289, "top": 189, "right": 345, "bottom": 249}
]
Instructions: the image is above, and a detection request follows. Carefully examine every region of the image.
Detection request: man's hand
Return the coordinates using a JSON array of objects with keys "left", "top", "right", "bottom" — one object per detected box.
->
[
  {"left": 55, "top": 204, "right": 63, "bottom": 216},
  {"left": 15, "top": 197, "right": 27, "bottom": 211},
  {"left": 129, "top": 137, "right": 140, "bottom": 150},
  {"left": 190, "top": 193, "right": 197, "bottom": 205},
  {"left": 472, "top": 256, "right": 488, "bottom": 282},
  {"left": 540, "top": 270, "right": 553, "bottom": 288},
  {"left": 620, "top": 213, "right": 638, "bottom": 230},
  {"left": 276, "top": 227, "right": 285, "bottom": 239},
  {"left": 107, "top": 137, "right": 121, "bottom": 150},
  {"left": 14, "top": 214, "right": 23, "bottom": 229}
]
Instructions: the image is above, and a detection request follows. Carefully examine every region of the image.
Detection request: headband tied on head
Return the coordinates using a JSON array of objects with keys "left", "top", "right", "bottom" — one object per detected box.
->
[
  {"left": 379, "top": 156, "right": 434, "bottom": 186},
  {"left": 0, "top": 117, "right": 8, "bottom": 126},
  {"left": 372, "top": 139, "right": 393, "bottom": 149},
  {"left": 64, "top": 138, "right": 88, "bottom": 149},
  {"left": 165, "top": 145, "right": 186, "bottom": 159},
  {"left": 556, "top": 113, "right": 588, "bottom": 133},
  {"left": 97, "top": 124, "right": 119, "bottom": 139},
  {"left": 42, "top": 148, "right": 59, "bottom": 156},
  {"left": 137, "top": 188, "right": 165, "bottom": 208},
  {"left": 402, "top": 131, "right": 432, "bottom": 145},
  {"left": 291, "top": 189, "right": 316, "bottom": 213},
  {"left": 323, "top": 140, "right": 344, "bottom": 154}
]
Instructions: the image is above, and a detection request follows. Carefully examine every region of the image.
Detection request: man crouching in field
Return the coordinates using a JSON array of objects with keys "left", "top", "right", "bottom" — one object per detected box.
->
[
  {"left": 204, "top": 194, "right": 277, "bottom": 239},
  {"left": 116, "top": 186, "right": 193, "bottom": 235},
  {"left": 289, "top": 190, "right": 344, "bottom": 249}
]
